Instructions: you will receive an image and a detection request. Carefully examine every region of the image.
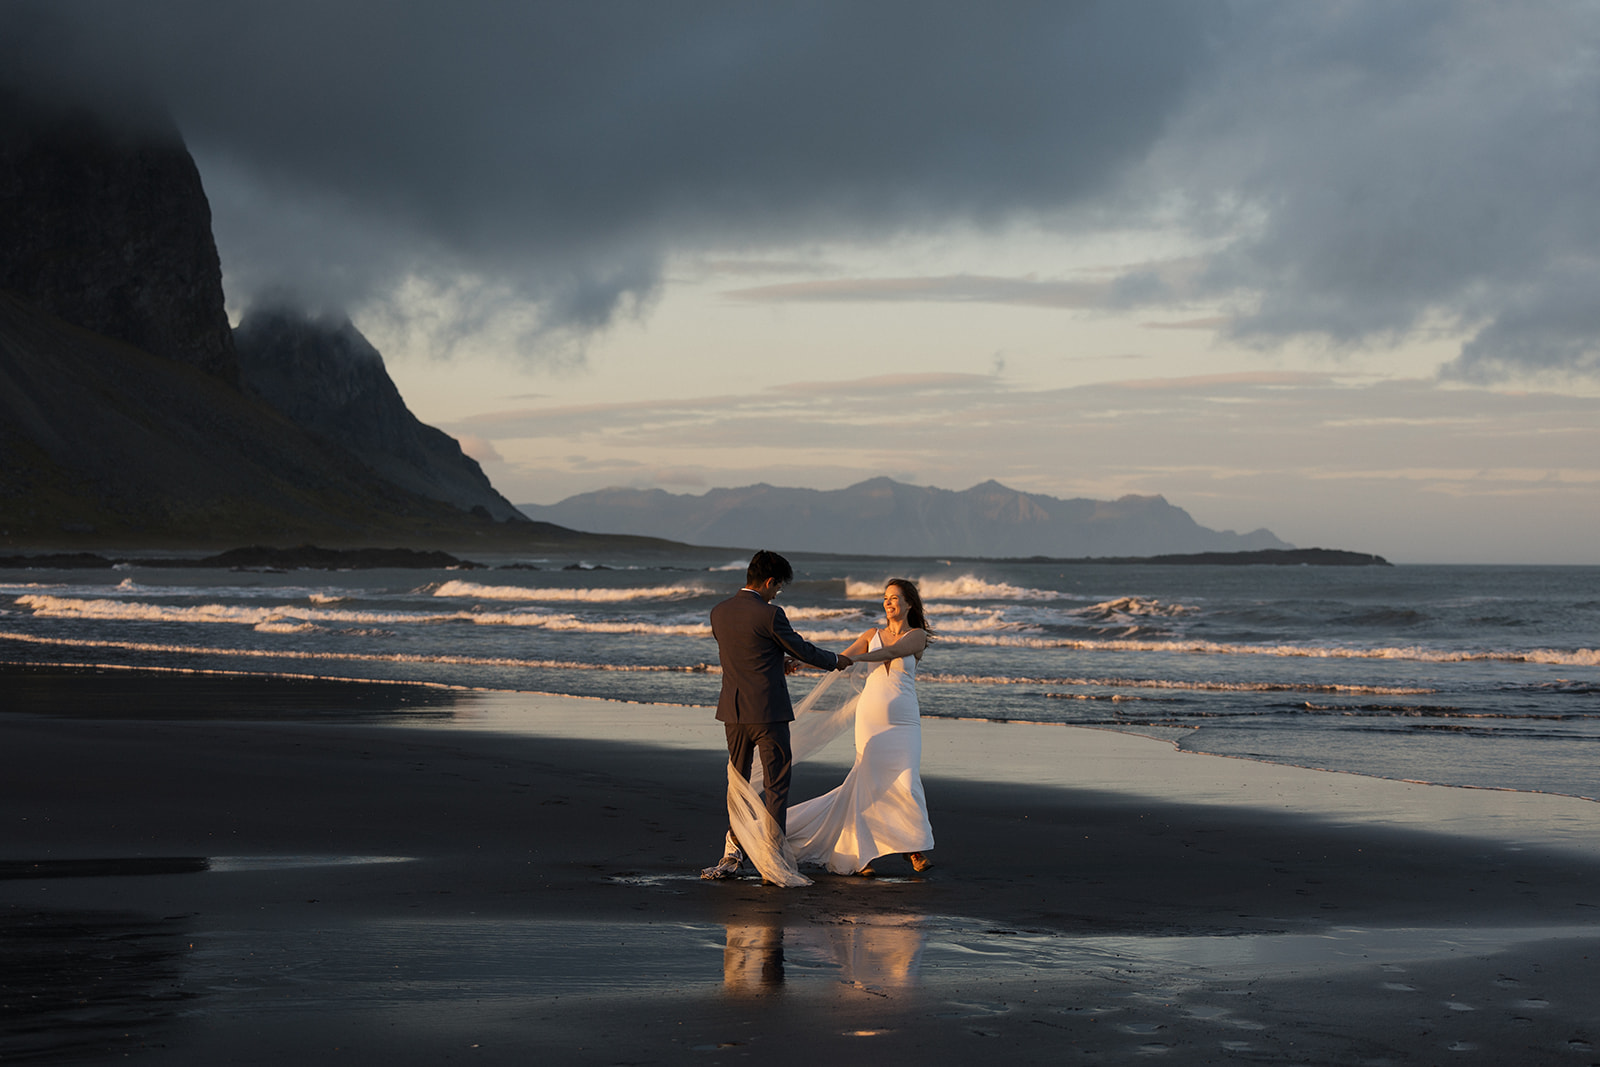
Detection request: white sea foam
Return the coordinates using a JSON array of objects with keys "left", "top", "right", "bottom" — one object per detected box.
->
[
  {"left": 1073, "top": 596, "right": 1197, "bottom": 620},
  {"left": 933, "top": 631, "right": 1600, "bottom": 666},
  {"left": 844, "top": 574, "right": 1067, "bottom": 601},
  {"left": 921, "top": 611, "right": 1017, "bottom": 634},
  {"left": 255, "top": 621, "right": 323, "bottom": 635},
  {"left": 17, "top": 594, "right": 452, "bottom": 627},
  {"left": 921, "top": 672, "right": 1435, "bottom": 695},
  {"left": 782, "top": 606, "right": 871, "bottom": 621},
  {"left": 432, "top": 580, "right": 714, "bottom": 602},
  {"left": 465, "top": 610, "right": 713, "bottom": 636},
  {"left": 709, "top": 559, "right": 749, "bottom": 572},
  {"left": 16, "top": 594, "right": 719, "bottom": 638},
  {"left": 92, "top": 580, "right": 355, "bottom": 601}
]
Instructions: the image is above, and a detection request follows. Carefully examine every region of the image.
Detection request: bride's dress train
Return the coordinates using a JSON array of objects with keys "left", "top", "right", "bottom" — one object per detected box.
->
[{"left": 727, "top": 632, "right": 933, "bottom": 884}]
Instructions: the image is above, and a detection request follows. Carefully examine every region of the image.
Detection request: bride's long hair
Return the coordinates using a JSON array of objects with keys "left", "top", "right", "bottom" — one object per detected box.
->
[{"left": 886, "top": 578, "right": 936, "bottom": 638}]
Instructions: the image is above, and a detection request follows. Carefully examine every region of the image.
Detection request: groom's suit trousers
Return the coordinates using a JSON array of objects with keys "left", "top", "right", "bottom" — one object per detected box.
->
[
  {"left": 711, "top": 589, "right": 840, "bottom": 839},
  {"left": 724, "top": 720, "right": 792, "bottom": 831}
]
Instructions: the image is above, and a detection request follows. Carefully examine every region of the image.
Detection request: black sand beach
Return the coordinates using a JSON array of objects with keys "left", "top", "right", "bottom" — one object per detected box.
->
[{"left": 2, "top": 665, "right": 1596, "bottom": 1064}]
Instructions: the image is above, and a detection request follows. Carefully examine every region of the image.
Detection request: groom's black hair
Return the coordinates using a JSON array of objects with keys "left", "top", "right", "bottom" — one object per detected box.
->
[{"left": 746, "top": 549, "right": 794, "bottom": 586}]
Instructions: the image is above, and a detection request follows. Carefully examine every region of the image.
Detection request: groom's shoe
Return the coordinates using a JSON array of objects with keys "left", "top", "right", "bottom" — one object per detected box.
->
[
  {"left": 701, "top": 853, "right": 742, "bottom": 880},
  {"left": 700, "top": 834, "right": 745, "bottom": 880}
]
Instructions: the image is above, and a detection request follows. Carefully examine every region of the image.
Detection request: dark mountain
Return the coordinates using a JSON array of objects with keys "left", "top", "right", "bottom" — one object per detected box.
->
[
  {"left": 520, "top": 477, "right": 1293, "bottom": 557},
  {"left": 235, "top": 307, "right": 525, "bottom": 523},
  {"left": 0, "top": 85, "right": 236, "bottom": 383},
  {"left": 0, "top": 83, "right": 612, "bottom": 550},
  {"left": 0, "top": 291, "right": 511, "bottom": 544}
]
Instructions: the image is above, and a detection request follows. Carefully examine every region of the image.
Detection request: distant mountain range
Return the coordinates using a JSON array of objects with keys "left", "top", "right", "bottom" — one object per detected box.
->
[{"left": 520, "top": 478, "right": 1294, "bottom": 558}]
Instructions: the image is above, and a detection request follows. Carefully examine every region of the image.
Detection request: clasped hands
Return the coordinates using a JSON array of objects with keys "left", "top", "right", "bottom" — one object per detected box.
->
[{"left": 784, "top": 654, "right": 853, "bottom": 675}]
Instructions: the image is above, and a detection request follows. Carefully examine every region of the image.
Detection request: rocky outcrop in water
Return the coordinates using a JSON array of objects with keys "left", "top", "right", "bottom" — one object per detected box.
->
[
  {"left": 0, "top": 85, "right": 237, "bottom": 383},
  {"left": 234, "top": 307, "right": 526, "bottom": 523}
]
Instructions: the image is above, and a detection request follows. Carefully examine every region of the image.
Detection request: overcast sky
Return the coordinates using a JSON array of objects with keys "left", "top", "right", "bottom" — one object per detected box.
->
[{"left": 6, "top": 1, "right": 1600, "bottom": 562}]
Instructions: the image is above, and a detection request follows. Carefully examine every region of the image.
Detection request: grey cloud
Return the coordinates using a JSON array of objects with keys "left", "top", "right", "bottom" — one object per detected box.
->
[
  {"left": 8, "top": 1, "right": 1592, "bottom": 377},
  {"left": 1146, "top": 1, "right": 1600, "bottom": 375},
  {"left": 1, "top": 0, "right": 1219, "bottom": 344},
  {"left": 1443, "top": 265, "right": 1600, "bottom": 380}
]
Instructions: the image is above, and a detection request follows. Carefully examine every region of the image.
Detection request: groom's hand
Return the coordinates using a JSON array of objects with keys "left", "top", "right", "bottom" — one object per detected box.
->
[
  {"left": 783, "top": 657, "right": 801, "bottom": 675},
  {"left": 835, "top": 654, "right": 852, "bottom": 669}
]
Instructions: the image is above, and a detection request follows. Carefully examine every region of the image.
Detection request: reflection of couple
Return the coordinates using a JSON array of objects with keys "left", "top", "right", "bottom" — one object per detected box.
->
[
  {"left": 702, "top": 550, "right": 934, "bottom": 883},
  {"left": 722, "top": 910, "right": 925, "bottom": 995}
]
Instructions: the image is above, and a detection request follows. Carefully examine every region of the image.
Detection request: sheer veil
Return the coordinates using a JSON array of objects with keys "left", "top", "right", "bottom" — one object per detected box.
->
[{"left": 727, "top": 664, "right": 868, "bottom": 886}]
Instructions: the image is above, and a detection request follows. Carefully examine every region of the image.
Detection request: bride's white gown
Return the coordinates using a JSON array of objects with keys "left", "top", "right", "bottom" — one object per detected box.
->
[{"left": 786, "top": 631, "right": 934, "bottom": 874}]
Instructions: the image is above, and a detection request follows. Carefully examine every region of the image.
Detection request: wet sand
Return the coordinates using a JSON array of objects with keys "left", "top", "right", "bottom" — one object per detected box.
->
[{"left": 2, "top": 665, "right": 1597, "bottom": 1064}]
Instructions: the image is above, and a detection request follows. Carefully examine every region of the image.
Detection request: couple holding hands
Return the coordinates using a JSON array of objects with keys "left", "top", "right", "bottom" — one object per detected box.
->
[{"left": 703, "top": 550, "right": 934, "bottom": 886}]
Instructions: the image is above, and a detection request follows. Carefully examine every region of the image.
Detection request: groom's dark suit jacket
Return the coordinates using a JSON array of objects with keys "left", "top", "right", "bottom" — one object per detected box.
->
[{"left": 711, "top": 589, "right": 840, "bottom": 724}]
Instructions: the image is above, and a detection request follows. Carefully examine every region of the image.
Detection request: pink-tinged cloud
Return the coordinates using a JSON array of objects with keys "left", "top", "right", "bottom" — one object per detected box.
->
[{"left": 455, "top": 434, "right": 503, "bottom": 464}]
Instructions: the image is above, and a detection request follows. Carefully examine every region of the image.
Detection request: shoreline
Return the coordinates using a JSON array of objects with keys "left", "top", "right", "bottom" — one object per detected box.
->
[
  {"left": 6, "top": 657, "right": 1600, "bottom": 807},
  {"left": 3, "top": 664, "right": 1597, "bottom": 1062}
]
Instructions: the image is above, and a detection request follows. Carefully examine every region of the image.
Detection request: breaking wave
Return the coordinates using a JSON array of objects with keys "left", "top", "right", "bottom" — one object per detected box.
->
[
  {"left": 13, "top": 594, "right": 715, "bottom": 637},
  {"left": 929, "top": 631, "right": 1600, "bottom": 666},
  {"left": 845, "top": 574, "right": 1067, "bottom": 601},
  {"left": 926, "top": 672, "right": 1435, "bottom": 695},
  {"left": 1073, "top": 596, "right": 1197, "bottom": 621},
  {"left": 431, "top": 580, "right": 715, "bottom": 602}
]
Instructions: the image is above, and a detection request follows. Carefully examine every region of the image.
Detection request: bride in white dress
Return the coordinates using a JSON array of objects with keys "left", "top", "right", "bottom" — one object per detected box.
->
[{"left": 786, "top": 579, "right": 935, "bottom": 875}]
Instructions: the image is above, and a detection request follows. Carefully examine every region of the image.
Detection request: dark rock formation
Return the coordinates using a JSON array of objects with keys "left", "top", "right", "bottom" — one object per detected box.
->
[
  {"left": 191, "top": 545, "right": 481, "bottom": 570},
  {"left": 233, "top": 306, "right": 526, "bottom": 523},
  {"left": 0, "top": 85, "right": 237, "bottom": 383},
  {"left": 520, "top": 476, "right": 1294, "bottom": 558},
  {"left": 0, "top": 89, "right": 587, "bottom": 549},
  {"left": 0, "top": 291, "right": 507, "bottom": 545},
  {"left": 1124, "top": 548, "right": 1390, "bottom": 566}
]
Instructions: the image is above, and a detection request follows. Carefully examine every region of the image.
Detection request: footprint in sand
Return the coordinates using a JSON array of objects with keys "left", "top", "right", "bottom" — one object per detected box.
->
[
  {"left": 934, "top": 1001, "right": 1011, "bottom": 1018},
  {"left": 1380, "top": 982, "right": 1417, "bottom": 992},
  {"left": 1118, "top": 1022, "right": 1165, "bottom": 1035},
  {"left": 1514, "top": 998, "right": 1551, "bottom": 1010},
  {"left": 1444, "top": 1001, "right": 1475, "bottom": 1012},
  {"left": 1181, "top": 1005, "right": 1231, "bottom": 1020}
]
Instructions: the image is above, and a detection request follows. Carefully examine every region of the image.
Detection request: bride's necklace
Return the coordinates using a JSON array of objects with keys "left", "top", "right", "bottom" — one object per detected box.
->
[{"left": 882, "top": 622, "right": 906, "bottom": 642}]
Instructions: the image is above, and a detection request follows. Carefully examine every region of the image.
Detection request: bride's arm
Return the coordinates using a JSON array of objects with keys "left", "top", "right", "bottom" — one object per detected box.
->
[
  {"left": 791, "top": 628, "right": 872, "bottom": 672},
  {"left": 849, "top": 628, "right": 927, "bottom": 663},
  {"left": 839, "top": 629, "right": 874, "bottom": 658}
]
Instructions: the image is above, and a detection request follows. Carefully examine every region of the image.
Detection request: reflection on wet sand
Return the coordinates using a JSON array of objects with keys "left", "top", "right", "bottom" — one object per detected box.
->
[
  {"left": 723, "top": 921, "right": 785, "bottom": 993},
  {"left": 719, "top": 900, "right": 926, "bottom": 996}
]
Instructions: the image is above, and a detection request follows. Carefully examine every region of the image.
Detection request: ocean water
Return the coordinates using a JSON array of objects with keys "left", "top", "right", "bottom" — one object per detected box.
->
[{"left": 3, "top": 552, "right": 1597, "bottom": 800}]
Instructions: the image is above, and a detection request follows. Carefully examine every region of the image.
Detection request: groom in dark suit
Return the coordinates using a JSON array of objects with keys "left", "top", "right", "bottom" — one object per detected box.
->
[{"left": 702, "top": 549, "right": 851, "bottom": 879}]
